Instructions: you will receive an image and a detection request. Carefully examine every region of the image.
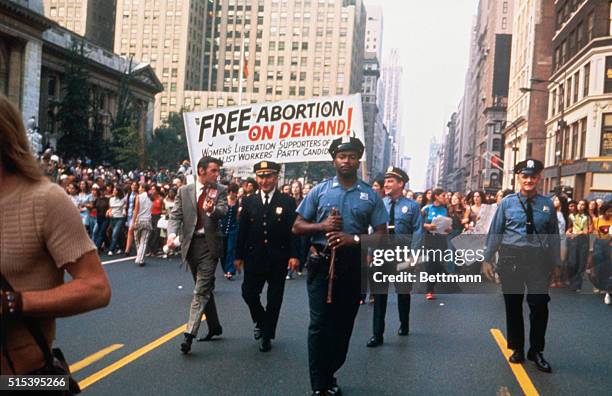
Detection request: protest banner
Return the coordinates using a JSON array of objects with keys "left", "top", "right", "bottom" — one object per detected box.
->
[{"left": 182, "top": 94, "right": 365, "bottom": 169}]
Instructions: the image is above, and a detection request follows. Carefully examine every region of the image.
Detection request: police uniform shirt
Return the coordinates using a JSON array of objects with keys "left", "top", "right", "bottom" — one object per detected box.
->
[
  {"left": 384, "top": 195, "right": 423, "bottom": 250},
  {"left": 296, "top": 176, "right": 388, "bottom": 245},
  {"left": 484, "top": 192, "right": 560, "bottom": 264}
]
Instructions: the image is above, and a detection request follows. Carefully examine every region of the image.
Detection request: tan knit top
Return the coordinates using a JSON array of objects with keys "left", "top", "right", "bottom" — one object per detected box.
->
[{"left": 0, "top": 176, "right": 96, "bottom": 373}]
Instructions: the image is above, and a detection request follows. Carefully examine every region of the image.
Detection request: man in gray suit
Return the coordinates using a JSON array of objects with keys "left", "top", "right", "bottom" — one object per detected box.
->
[{"left": 167, "top": 156, "right": 228, "bottom": 354}]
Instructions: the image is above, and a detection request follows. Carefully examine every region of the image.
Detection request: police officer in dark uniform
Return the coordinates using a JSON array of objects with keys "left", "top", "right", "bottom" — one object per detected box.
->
[
  {"left": 367, "top": 166, "right": 423, "bottom": 347},
  {"left": 293, "top": 136, "right": 388, "bottom": 396},
  {"left": 483, "top": 159, "right": 559, "bottom": 373},
  {"left": 234, "top": 161, "right": 300, "bottom": 352}
]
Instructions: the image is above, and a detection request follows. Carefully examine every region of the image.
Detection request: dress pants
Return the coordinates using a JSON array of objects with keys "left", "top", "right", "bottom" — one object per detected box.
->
[
  {"left": 241, "top": 263, "right": 288, "bottom": 340},
  {"left": 372, "top": 292, "right": 411, "bottom": 338},
  {"left": 185, "top": 235, "right": 221, "bottom": 336},
  {"left": 307, "top": 250, "right": 361, "bottom": 391},
  {"left": 498, "top": 246, "right": 551, "bottom": 353}
]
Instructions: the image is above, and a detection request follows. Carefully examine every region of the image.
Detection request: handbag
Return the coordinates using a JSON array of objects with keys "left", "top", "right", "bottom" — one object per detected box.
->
[{"left": 0, "top": 274, "right": 81, "bottom": 395}]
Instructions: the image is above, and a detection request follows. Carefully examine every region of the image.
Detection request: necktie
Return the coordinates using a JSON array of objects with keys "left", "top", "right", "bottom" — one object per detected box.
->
[
  {"left": 264, "top": 193, "right": 269, "bottom": 206},
  {"left": 526, "top": 198, "right": 535, "bottom": 235},
  {"left": 195, "top": 187, "right": 206, "bottom": 231},
  {"left": 389, "top": 200, "right": 396, "bottom": 235}
]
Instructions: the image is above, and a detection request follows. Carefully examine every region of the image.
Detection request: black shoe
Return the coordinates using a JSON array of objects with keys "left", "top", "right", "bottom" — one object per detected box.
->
[
  {"left": 327, "top": 378, "right": 342, "bottom": 396},
  {"left": 254, "top": 325, "right": 262, "bottom": 340},
  {"left": 311, "top": 391, "right": 329, "bottom": 396},
  {"left": 197, "top": 326, "right": 223, "bottom": 342},
  {"left": 180, "top": 334, "right": 194, "bottom": 354},
  {"left": 398, "top": 326, "right": 409, "bottom": 336},
  {"left": 259, "top": 338, "right": 271, "bottom": 352},
  {"left": 366, "top": 336, "right": 383, "bottom": 348},
  {"left": 509, "top": 350, "right": 525, "bottom": 364},
  {"left": 527, "top": 351, "right": 552, "bottom": 373}
]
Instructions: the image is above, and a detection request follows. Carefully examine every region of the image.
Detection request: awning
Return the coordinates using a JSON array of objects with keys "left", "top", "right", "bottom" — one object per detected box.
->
[{"left": 585, "top": 191, "right": 612, "bottom": 202}]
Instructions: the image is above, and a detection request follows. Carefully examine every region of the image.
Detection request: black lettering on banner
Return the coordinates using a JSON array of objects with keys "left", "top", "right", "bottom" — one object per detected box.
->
[
  {"left": 238, "top": 108, "right": 251, "bottom": 132},
  {"left": 199, "top": 114, "right": 215, "bottom": 142}
]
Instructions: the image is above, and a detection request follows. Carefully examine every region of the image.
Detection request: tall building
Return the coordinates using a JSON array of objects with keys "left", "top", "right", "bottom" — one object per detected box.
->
[
  {"left": 541, "top": 0, "right": 612, "bottom": 199},
  {"left": 426, "top": 137, "right": 441, "bottom": 189},
  {"left": 464, "top": 0, "right": 514, "bottom": 193},
  {"left": 438, "top": 112, "right": 459, "bottom": 191},
  {"left": 43, "top": 0, "right": 116, "bottom": 50},
  {"left": 114, "top": 0, "right": 213, "bottom": 127},
  {"left": 364, "top": 3, "right": 382, "bottom": 61},
  {"left": 116, "top": 0, "right": 367, "bottom": 127},
  {"left": 381, "top": 47, "right": 401, "bottom": 163},
  {"left": 503, "top": 0, "right": 555, "bottom": 190}
]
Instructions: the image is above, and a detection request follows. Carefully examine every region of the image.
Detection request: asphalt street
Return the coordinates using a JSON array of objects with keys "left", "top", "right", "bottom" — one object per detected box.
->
[{"left": 55, "top": 255, "right": 611, "bottom": 396}]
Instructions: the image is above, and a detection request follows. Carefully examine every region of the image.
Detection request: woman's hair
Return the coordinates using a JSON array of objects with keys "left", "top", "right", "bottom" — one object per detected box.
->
[
  {"left": 466, "top": 190, "right": 486, "bottom": 205},
  {"left": 577, "top": 199, "right": 589, "bottom": 214},
  {"left": 432, "top": 188, "right": 445, "bottom": 201},
  {"left": 555, "top": 194, "right": 570, "bottom": 231},
  {"left": 114, "top": 184, "right": 125, "bottom": 199},
  {"left": 0, "top": 94, "right": 43, "bottom": 182}
]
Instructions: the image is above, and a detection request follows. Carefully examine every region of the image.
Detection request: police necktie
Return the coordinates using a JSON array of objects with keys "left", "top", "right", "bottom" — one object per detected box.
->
[
  {"left": 264, "top": 193, "right": 269, "bottom": 207},
  {"left": 389, "top": 200, "right": 396, "bottom": 235},
  {"left": 526, "top": 198, "right": 535, "bottom": 235}
]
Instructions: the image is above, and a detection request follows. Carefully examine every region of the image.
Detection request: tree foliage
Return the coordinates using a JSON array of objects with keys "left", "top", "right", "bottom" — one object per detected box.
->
[
  {"left": 110, "top": 126, "right": 141, "bottom": 170},
  {"left": 145, "top": 112, "right": 189, "bottom": 170},
  {"left": 56, "top": 39, "right": 90, "bottom": 159}
]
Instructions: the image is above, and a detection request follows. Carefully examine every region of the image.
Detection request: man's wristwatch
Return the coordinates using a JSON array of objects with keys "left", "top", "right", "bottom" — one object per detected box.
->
[{"left": 353, "top": 235, "right": 361, "bottom": 244}]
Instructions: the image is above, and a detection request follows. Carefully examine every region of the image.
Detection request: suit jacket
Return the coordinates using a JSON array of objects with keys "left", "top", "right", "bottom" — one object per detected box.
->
[
  {"left": 235, "top": 191, "right": 299, "bottom": 273},
  {"left": 168, "top": 182, "right": 228, "bottom": 266}
]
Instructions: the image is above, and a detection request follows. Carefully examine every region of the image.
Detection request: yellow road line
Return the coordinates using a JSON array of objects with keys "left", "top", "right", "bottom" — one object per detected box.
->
[
  {"left": 79, "top": 317, "right": 204, "bottom": 390},
  {"left": 70, "top": 344, "right": 124, "bottom": 373},
  {"left": 490, "top": 328, "right": 540, "bottom": 396}
]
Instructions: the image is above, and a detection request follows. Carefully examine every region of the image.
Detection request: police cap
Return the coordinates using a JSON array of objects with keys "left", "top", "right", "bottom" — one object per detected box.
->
[
  {"left": 514, "top": 159, "right": 544, "bottom": 176},
  {"left": 384, "top": 166, "right": 409, "bottom": 183},
  {"left": 253, "top": 161, "right": 281, "bottom": 176},
  {"left": 328, "top": 136, "right": 365, "bottom": 159}
]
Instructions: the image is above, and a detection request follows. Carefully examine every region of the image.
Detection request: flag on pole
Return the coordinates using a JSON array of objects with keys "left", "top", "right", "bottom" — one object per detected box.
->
[{"left": 243, "top": 55, "right": 249, "bottom": 78}]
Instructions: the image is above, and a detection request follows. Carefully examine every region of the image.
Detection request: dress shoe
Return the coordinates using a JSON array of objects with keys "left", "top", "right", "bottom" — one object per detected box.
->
[
  {"left": 197, "top": 326, "right": 223, "bottom": 342},
  {"left": 259, "top": 338, "right": 272, "bottom": 352},
  {"left": 180, "top": 334, "right": 194, "bottom": 354},
  {"left": 397, "top": 326, "right": 409, "bottom": 336},
  {"left": 527, "top": 351, "right": 552, "bottom": 373},
  {"left": 311, "top": 391, "right": 329, "bottom": 396},
  {"left": 508, "top": 350, "right": 525, "bottom": 364},
  {"left": 254, "top": 325, "right": 262, "bottom": 340},
  {"left": 366, "top": 336, "right": 383, "bottom": 348},
  {"left": 327, "top": 378, "right": 342, "bottom": 396}
]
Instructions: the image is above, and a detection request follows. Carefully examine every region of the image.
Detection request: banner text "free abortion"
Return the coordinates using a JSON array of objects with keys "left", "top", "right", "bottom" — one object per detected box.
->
[{"left": 197, "top": 100, "right": 347, "bottom": 141}]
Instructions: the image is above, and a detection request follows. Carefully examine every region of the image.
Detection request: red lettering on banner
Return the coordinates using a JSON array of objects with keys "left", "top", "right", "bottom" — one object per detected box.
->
[
  {"left": 303, "top": 122, "right": 316, "bottom": 136},
  {"left": 279, "top": 122, "right": 291, "bottom": 139},
  {"left": 291, "top": 122, "right": 302, "bottom": 137},
  {"left": 347, "top": 107, "right": 352, "bottom": 134},
  {"left": 249, "top": 125, "right": 275, "bottom": 141},
  {"left": 316, "top": 122, "right": 326, "bottom": 136}
]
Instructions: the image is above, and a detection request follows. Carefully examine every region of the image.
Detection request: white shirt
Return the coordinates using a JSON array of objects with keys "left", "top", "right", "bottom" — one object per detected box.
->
[{"left": 260, "top": 188, "right": 276, "bottom": 205}]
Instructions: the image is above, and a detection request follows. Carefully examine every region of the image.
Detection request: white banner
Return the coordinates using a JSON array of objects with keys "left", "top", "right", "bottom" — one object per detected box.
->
[{"left": 183, "top": 94, "right": 364, "bottom": 169}]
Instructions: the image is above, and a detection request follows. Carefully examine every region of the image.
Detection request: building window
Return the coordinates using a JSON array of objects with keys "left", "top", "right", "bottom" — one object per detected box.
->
[
  {"left": 580, "top": 118, "right": 587, "bottom": 158},
  {"left": 583, "top": 62, "right": 590, "bottom": 97},
  {"left": 573, "top": 72, "right": 579, "bottom": 102},
  {"left": 563, "top": 125, "right": 571, "bottom": 160},
  {"left": 587, "top": 12, "right": 594, "bottom": 41},
  {"left": 605, "top": 56, "right": 612, "bottom": 94},
  {"left": 602, "top": 113, "right": 612, "bottom": 157}
]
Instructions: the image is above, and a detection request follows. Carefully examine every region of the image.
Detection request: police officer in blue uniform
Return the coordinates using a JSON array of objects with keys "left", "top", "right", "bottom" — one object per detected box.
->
[
  {"left": 292, "top": 136, "right": 388, "bottom": 396},
  {"left": 235, "top": 161, "right": 300, "bottom": 352},
  {"left": 367, "top": 166, "right": 423, "bottom": 347},
  {"left": 483, "top": 159, "right": 559, "bottom": 373}
]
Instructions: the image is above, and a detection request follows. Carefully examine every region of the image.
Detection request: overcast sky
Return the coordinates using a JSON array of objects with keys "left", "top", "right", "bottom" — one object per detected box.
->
[{"left": 366, "top": 0, "right": 479, "bottom": 191}]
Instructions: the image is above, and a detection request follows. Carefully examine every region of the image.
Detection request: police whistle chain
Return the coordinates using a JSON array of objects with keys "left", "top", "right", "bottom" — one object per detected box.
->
[{"left": 326, "top": 207, "right": 339, "bottom": 304}]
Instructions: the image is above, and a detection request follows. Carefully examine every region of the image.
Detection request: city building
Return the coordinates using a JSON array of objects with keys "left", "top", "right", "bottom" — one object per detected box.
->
[
  {"left": 426, "top": 136, "right": 441, "bottom": 189},
  {"left": 364, "top": 3, "right": 382, "bottom": 61},
  {"left": 114, "top": 0, "right": 213, "bottom": 127},
  {"left": 466, "top": 0, "right": 514, "bottom": 193},
  {"left": 503, "top": 0, "right": 555, "bottom": 190},
  {"left": 362, "top": 52, "right": 387, "bottom": 180},
  {"left": 381, "top": 47, "right": 401, "bottom": 164},
  {"left": 541, "top": 0, "right": 612, "bottom": 199},
  {"left": 438, "top": 112, "right": 459, "bottom": 191},
  {"left": 1, "top": 0, "right": 162, "bottom": 151},
  {"left": 43, "top": 0, "right": 117, "bottom": 51},
  {"left": 115, "top": 0, "right": 367, "bottom": 128}
]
